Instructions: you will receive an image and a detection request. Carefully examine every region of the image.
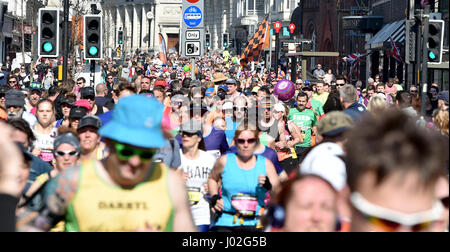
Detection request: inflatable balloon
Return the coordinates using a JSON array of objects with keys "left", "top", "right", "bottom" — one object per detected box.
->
[
  {"left": 273, "top": 79, "right": 295, "bottom": 101},
  {"left": 183, "top": 66, "right": 190, "bottom": 72}
]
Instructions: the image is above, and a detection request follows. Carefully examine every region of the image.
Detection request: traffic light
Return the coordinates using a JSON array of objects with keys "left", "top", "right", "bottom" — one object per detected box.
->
[
  {"left": 405, "top": 19, "right": 416, "bottom": 64},
  {"left": 84, "top": 15, "right": 102, "bottom": 60},
  {"left": 205, "top": 33, "right": 211, "bottom": 48},
  {"left": 38, "top": 8, "right": 60, "bottom": 57},
  {"left": 427, "top": 20, "right": 444, "bottom": 64},
  {"left": 223, "top": 33, "right": 229, "bottom": 48},
  {"left": 118, "top": 30, "right": 123, "bottom": 45}
]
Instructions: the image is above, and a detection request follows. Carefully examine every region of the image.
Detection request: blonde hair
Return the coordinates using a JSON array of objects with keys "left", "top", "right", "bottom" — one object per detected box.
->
[
  {"left": 368, "top": 96, "right": 386, "bottom": 116},
  {"left": 433, "top": 109, "right": 449, "bottom": 137}
]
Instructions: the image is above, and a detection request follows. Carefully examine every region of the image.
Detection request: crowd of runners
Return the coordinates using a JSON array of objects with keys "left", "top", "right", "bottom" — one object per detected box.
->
[{"left": 0, "top": 51, "right": 448, "bottom": 232}]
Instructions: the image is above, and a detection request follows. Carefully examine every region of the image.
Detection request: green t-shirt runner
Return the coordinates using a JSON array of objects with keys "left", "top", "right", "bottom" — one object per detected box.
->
[
  {"left": 309, "top": 98, "right": 324, "bottom": 118},
  {"left": 288, "top": 107, "right": 318, "bottom": 148}
]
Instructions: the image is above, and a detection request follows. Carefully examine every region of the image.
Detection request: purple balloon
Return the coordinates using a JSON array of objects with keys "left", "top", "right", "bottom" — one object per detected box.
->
[{"left": 274, "top": 80, "right": 295, "bottom": 101}]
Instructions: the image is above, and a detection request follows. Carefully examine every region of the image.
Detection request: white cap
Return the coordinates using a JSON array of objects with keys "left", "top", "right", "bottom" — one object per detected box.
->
[
  {"left": 274, "top": 103, "right": 285, "bottom": 112},
  {"left": 222, "top": 101, "right": 233, "bottom": 110},
  {"left": 376, "top": 93, "right": 387, "bottom": 100},
  {"left": 300, "top": 143, "right": 347, "bottom": 191}
]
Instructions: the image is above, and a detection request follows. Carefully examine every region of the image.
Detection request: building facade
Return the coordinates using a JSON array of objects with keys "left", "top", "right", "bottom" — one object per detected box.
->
[
  {"left": 204, "top": 0, "right": 296, "bottom": 55},
  {"left": 102, "top": 0, "right": 182, "bottom": 57}
]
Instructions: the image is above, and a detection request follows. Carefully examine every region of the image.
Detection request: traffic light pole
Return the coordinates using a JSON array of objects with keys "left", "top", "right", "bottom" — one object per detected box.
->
[
  {"left": 420, "top": 6, "right": 430, "bottom": 118},
  {"left": 275, "top": 32, "right": 280, "bottom": 78},
  {"left": 62, "top": 0, "right": 69, "bottom": 82}
]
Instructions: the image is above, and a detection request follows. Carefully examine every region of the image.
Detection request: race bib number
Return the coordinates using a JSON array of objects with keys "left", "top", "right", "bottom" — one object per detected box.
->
[
  {"left": 231, "top": 193, "right": 258, "bottom": 217},
  {"left": 40, "top": 149, "right": 54, "bottom": 162},
  {"left": 187, "top": 187, "right": 202, "bottom": 206}
]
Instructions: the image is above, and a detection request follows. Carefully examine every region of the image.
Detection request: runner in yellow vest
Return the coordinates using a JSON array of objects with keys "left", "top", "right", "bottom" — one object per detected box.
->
[{"left": 16, "top": 95, "right": 196, "bottom": 232}]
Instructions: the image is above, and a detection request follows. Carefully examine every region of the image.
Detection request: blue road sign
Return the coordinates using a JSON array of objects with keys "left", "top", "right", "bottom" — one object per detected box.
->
[{"left": 183, "top": 6, "right": 202, "bottom": 28}]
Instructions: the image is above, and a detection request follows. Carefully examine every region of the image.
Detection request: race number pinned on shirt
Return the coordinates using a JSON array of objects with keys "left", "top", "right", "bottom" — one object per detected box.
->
[
  {"left": 187, "top": 187, "right": 202, "bottom": 206},
  {"left": 231, "top": 193, "right": 258, "bottom": 217}
]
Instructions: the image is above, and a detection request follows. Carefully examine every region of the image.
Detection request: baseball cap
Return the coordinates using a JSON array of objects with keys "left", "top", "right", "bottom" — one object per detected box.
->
[
  {"left": 300, "top": 142, "right": 346, "bottom": 191},
  {"left": 5, "top": 90, "right": 25, "bottom": 107},
  {"left": 274, "top": 103, "right": 285, "bottom": 113},
  {"left": 30, "top": 82, "right": 43, "bottom": 93},
  {"left": 376, "top": 93, "right": 387, "bottom": 100},
  {"left": 179, "top": 120, "right": 203, "bottom": 136},
  {"left": 60, "top": 97, "right": 75, "bottom": 107},
  {"left": 222, "top": 101, "right": 233, "bottom": 110},
  {"left": 438, "top": 91, "right": 449, "bottom": 104},
  {"left": 317, "top": 111, "right": 353, "bottom": 137},
  {"left": 205, "top": 88, "right": 216, "bottom": 96},
  {"left": 78, "top": 115, "right": 102, "bottom": 130},
  {"left": 81, "top": 87, "right": 95, "bottom": 99},
  {"left": 154, "top": 80, "right": 167, "bottom": 87},
  {"left": 218, "top": 85, "right": 229, "bottom": 92},
  {"left": 74, "top": 99, "right": 92, "bottom": 111},
  {"left": 98, "top": 95, "right": 166, "bottom": 148},
  {"left": 226, "top": 79, "right": 237, "bottom": 85},
  {"left": 53, "top": 132, "right": 81, "bottom": 155},
  {"left": 302, "top": 86, "right": 312, "bottom": 92},
  {"left": 69, "top": 106, "right": 87, "bottom": 119}
]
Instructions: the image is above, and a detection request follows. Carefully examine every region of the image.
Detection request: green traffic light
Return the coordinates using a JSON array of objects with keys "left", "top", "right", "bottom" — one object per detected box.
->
[
  {"left": 43, "top": 42, "right": 53, "bottom": 52},
  {"left": 89, "top": 46, "right": 98, "bottom": 56},
  {"left": 429, "top": 51, "right": 436, "bottom": 60}
]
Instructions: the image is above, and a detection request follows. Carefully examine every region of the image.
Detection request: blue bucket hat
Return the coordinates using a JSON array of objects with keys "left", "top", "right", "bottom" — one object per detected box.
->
[{"left": 98, "top": 95, "right": 166, "bottom": 148}]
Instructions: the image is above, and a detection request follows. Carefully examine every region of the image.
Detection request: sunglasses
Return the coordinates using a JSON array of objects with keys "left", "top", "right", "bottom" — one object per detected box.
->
[
  {"left": 336, "top": 84, "right": 345, "bottom": 87},
  {"left": 55, "top": 150, "right": 79, "bottom": 157},
  {"left": 9, "top": 81, "right": 17, "bottom": 83},
  {"left": 181, "top": 131, "right": 200, "bottom": 137},
  {"left": 410, "top": 90, "right": 418, "bottom": 93},
  {"left": 236, "top": 138, "right": 257, "bottom": 145},
  {"left": 113, "top": 141, "right": 155, "bottom": 162},
  {"left": 351, "top": 192, "right": 444, "bottom": 232},
  {"left": 233, "top": 106, "right": 247, "bottom": 112}
]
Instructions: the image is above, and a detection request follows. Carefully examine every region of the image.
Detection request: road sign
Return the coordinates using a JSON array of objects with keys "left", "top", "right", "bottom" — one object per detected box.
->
[
  {"left": 181, "top": 0, "right": 204, "bottom": 58},
  {"left": 186, "top": 30, "right": 200, "bottom": 40},
  {"left": 183, "top": 6, "right": 202, "bottom": 28},
  {"left": 185, "top": 41, "right": 201, "bottom": 56},
  {"left": 146, "top": 11, "right": 153, "bottom": 20}
]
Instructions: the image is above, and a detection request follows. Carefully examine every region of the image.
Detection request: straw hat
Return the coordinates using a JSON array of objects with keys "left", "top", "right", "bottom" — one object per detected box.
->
[{"left": 212, "top": 73, "right": 228, "bottom": 83}]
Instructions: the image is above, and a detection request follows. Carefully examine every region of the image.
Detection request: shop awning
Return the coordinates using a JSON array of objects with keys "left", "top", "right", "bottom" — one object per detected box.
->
[{"left": 365, "top": 20, "right": 405, "bottom": 50}]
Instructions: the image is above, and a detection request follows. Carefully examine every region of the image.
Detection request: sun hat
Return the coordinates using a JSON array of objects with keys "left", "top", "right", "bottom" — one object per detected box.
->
[
  {"left": 98, "top": 95, "right": 166, "bottom": 148},
  {"left": 212, "top": 73, "right": 228, "bottom": 83}
]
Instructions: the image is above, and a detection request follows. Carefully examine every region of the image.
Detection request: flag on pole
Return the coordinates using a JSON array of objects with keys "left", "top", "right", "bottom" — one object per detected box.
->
[
  {"left": 390, "top": 36, "right": 403, "bottom": 64},
  {"left": 240, "top": 16, "right": 270, "bottom": 68},
  {"left": 159, "top": 33, "right": 167, "bottom": 64}
]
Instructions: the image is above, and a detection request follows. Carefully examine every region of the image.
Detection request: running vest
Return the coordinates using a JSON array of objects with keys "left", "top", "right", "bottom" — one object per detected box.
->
[
  {"left": 65, "top": 160, "right": 174, "bottom": 232},
  {"left": 215, "top": 154, "right": 268, "bottom": 227}
]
